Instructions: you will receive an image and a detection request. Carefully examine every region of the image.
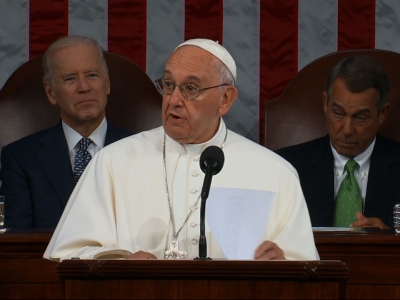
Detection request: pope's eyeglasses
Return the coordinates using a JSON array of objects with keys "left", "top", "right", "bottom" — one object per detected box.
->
[{"left": 155, "top": 77, "right": 227, "bottom": 100}]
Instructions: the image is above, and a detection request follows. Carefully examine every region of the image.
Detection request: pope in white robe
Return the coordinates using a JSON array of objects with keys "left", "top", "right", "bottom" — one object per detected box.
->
[{"left": 44, "top": 38, "right": 319, "bottom": 262}]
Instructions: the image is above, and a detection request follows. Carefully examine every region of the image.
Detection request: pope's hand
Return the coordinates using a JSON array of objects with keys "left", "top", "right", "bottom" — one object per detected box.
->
[
  {"left": 254, "top": 241, "right": 285, "bottom": 260},
  {"left": 126, "top": 251, "right": 157, "bottom": 260}
]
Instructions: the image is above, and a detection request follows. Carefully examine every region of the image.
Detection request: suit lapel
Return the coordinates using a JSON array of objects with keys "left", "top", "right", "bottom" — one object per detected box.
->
[
  {"left": 365, "top": 135, "right": 400, "bottom": 222},
  {"left": 306, "top": 135, "right": 336, "bottom": 226},
  {"left": 35, "top": 120, "right": 130, "bottom": 208},
  {"left": 37, "top": 123, "right": 75, "bottom": 207},
  {"left": 104, "top": 121, "right": 123, "bottom": 146}
]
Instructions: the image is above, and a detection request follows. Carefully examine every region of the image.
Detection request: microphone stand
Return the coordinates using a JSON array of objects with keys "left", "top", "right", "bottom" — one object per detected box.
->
[
  {"left": 194, "top": 145, "right": 224, "bottom": 261},
  {"left": 198, "top": 196, "right": 210, "bottom": 260},
  {"left": 195, "top": 162, "right": 215, "bottom": 261}
]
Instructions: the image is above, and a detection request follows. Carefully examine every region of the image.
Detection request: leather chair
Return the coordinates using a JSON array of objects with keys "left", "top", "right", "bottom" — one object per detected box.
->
[
  {"left": 264, "top": 49, "right": 400, "bottom": 150},
  {"left": 0, "top": 52, "right": 162, "bottom": 152}
]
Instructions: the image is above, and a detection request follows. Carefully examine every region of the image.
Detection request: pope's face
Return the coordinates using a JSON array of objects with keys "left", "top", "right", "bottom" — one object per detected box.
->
[
  {"left": 162, "top": 46, "right": 234, "bottom": 144},
  {"left": 44, "top": 43, "right": 110, "bottom": 129},
  {"left": 323, "top": 77, "right": 388, "bottom": 158}
]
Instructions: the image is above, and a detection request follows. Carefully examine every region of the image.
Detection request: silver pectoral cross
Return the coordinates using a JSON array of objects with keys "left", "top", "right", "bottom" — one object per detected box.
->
[{"left": 164, "top": 239, "right": 188, "bottom": 259}]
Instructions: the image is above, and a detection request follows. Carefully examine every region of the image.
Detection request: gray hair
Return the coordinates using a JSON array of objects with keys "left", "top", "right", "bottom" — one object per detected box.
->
[
  {"left": 326, "top": 55, "right": 389, "bottom": 112},
  {"left": 42, "top": 35, "right": 108, "bottom": 84},
  {"left": 217, "top": 60, "right": 235, "bottom": 87}
]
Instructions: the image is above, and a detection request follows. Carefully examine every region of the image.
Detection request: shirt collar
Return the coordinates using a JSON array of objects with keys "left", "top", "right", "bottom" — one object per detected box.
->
[
  {"left": 331, "top": 138, "right": 375, "bottom": 177},
  {"left": 62, "top": 118, "right": 107, "bottom": 151},
  {"left": 166, "top": 118, "right": 227, "bottom": 155}
]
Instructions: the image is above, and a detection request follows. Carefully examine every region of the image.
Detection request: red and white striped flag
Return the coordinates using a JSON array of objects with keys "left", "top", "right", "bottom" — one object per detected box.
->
[{"left": 1, "top": 0, "right": 399, "bottom": 142}]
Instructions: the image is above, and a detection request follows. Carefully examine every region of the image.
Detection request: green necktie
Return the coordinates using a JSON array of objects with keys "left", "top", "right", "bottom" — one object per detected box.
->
[{"left": 333, "top": 159, "right": 363, "bottom": 227}]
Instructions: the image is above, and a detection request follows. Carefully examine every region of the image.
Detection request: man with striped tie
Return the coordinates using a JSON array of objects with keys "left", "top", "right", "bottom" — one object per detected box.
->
[{"left": 0, "top": 36, "right": 132, "bottom": 229}]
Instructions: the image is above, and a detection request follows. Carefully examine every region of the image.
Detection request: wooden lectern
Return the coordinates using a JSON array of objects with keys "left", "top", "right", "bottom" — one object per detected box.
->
[
  {"left": 315, "top": 230, "right": 400, "bottom": 299},
  {"left": 3, "top": 230, "right": 400, "bottom": 299},
  {"left": 56, "top": 259, "right": 348, "bottom": 299}
]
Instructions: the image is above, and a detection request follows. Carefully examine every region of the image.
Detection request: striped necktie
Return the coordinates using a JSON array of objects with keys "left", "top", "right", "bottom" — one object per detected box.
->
[
  {"left": 73, "top": 137, "right": 92, "bottom": 184},
  {"left": 333, "top": 159, "right": 363, "bottom": 227}
]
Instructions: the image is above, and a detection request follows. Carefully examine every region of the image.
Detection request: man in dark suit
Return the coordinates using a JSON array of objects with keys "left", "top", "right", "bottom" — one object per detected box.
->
[
  {"left": 276, "top": 55, "right": 400, "bottom": 229},
  {"left": 0, "top": 36, "right": 132, "bottom": 229}
]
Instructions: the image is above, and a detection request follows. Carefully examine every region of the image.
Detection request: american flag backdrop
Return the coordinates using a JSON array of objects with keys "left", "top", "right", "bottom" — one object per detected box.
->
[{"left": 1, "top": 0, "right": 400, "bottom": 143}]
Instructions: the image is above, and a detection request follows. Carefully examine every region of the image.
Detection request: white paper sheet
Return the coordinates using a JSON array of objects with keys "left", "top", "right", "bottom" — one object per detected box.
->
[{"left": 206, "top": 187, "right": 275, "bottom": 259}]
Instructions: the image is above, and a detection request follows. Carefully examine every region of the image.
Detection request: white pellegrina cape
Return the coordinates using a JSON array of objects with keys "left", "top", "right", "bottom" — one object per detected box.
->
[{"left": 44, "top": 120, "right": 319, "bottom": 261}]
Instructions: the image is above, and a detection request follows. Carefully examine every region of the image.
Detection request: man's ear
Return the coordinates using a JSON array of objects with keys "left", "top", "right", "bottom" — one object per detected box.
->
[
  {"left": 322, "top": 91, "right": 328, "bottom": 114},
  {"left": 379, "top": 103, "right": 390, "bottom": 125},
  {"left": 218, "top": 86, "right": 238, "bottom": 116},
  {"left": 44, "top": 81, "right": 57, "bottom": 106}
]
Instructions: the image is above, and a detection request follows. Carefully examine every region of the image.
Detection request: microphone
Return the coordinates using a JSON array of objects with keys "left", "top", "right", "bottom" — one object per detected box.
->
[
  {"left": 196, "top": 146, "right": 225, "bottom": 260},
  {"left": 200, "top": 146, "right": 225, "bottom": 199}
]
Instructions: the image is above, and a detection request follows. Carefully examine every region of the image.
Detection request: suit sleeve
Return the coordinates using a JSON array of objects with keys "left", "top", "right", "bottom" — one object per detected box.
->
[{"left": 0, "top": 145, "right": 34, "bottom": 228}]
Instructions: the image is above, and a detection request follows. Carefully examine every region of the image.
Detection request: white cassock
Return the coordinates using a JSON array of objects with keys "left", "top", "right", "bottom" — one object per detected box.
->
[{"left": 44, "top": 120, "right": 319, "bottom": 261}]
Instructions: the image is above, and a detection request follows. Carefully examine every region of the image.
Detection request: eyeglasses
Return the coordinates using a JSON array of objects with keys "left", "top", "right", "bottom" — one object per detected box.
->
[{"left": 155, "top": 77, "right": 228, "bottom": 100}]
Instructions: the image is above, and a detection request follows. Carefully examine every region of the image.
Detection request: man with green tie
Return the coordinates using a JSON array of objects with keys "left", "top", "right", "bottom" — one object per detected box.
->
[{"left": 276, "top": 55, "right": 400, "bottom": 229}]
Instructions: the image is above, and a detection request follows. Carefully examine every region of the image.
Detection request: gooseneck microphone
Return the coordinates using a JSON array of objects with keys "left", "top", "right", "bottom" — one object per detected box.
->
[{"left": 196, "top": 146, "right": 225, "bottom": 260}]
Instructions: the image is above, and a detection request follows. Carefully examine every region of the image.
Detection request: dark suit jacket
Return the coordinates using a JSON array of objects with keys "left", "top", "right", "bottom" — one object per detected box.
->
[
  {"left": 276, "top": 134, "right": 400, "bottom": 228},
  {"left": 0, "top": 120, "right": 132, "bottom": 229}
]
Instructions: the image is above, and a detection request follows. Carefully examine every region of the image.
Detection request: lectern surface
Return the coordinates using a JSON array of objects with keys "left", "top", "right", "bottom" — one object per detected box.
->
[{"left": 56, "top": 259, "right": 348, "bottom": 299}]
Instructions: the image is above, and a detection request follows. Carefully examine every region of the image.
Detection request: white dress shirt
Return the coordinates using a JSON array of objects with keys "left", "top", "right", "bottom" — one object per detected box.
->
[
  {"left": 331, "top": 139, "right": 376, "bottom": 209},
  {"left": 62, "top": 118, "right": 107, "bottom": 170}
]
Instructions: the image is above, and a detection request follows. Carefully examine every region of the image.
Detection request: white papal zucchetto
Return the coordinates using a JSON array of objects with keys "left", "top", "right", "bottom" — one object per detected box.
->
[{"left": 175, "top": 38, "right": 237, "bottom": 82}]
